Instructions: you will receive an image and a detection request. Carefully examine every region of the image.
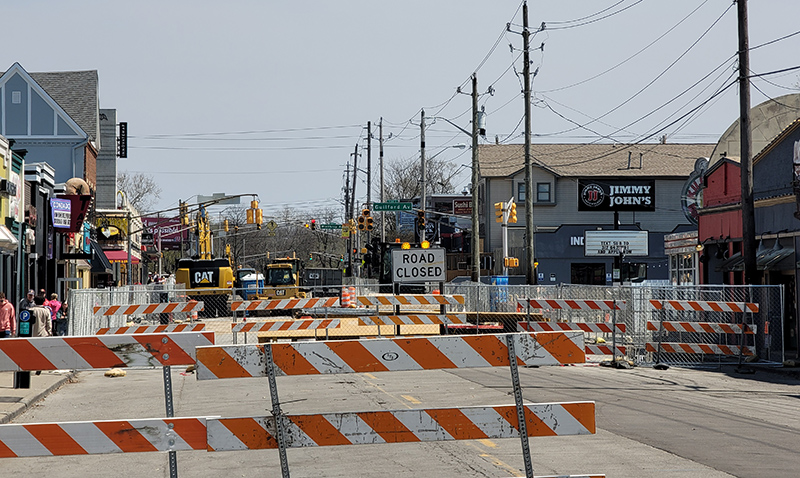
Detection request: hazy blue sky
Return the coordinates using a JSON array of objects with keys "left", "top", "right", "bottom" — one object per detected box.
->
[{"left": 4, "top": 1, "right": 799, "bottom": 217}]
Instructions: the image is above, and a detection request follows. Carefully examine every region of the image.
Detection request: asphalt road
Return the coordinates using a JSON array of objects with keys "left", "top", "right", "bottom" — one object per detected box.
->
[{"left": 5, "top": 362, "right": 800, "bottom": 477}]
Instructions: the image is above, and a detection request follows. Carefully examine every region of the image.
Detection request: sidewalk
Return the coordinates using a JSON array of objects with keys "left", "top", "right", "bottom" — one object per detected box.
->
[{"left": 0, "top": 371, "right": 75, "bottom": 424}]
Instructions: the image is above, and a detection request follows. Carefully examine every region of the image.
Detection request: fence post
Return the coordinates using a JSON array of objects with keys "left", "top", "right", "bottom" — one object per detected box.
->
[
  {"left": 654, "top": 300, "right": 666, "bottom": 367},
  {"left": 264, "top": 343, "right": 291, "bottom": 478},
  {"left": 611, "top": 298, "right": 618, "bottom": 364},
  {"left": 162, "top": 365, "right": 178, "bottom": 478},
  {"left": 505, "top": 334, "right": 534, "bottom": 478}
]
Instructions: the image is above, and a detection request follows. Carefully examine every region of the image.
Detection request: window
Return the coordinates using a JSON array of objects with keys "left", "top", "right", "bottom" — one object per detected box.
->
[
  {"left": 517, "top": 182, "right": 525, "bottom": 202},
  {"left": 537, "top": 182, "right": 551, "bottom": 202},
  {"left": 11, "top": 91, "right": 21, "bottom": 104}
]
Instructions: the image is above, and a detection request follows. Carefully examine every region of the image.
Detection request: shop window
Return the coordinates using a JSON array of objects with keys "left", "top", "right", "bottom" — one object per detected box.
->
[{"left": 571, "top": 263, "right": 606, "bottom": 285}]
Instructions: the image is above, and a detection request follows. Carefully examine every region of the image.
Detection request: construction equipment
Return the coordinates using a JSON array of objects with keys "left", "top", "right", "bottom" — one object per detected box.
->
[
  {"left": 260, "top": 255, "right": 307, "bottom": 301},
  {"left": 175, "top": 258, "right": 234, "bottom": 317}
]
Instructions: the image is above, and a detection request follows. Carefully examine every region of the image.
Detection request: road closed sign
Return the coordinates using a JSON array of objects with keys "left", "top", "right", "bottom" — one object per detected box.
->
[{"left": 391, "top": 248, "right": 446, "bottom": 283}]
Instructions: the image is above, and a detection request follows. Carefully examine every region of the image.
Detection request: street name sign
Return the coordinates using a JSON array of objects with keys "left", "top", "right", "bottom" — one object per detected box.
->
[
  {"left": 373, "top": 202, "right": 412, "bottom": 212},
  {"left": 319, "top": 223, "right": 341, "bottom": 230},
  {"left": 391, "top": 247, "right": 446, "bottom": 283}
]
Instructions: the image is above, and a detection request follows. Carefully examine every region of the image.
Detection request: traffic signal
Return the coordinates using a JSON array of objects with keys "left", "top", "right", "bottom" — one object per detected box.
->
[
  {"left": 310, "top": 219, "right": 316, "bottom": 230},
  {"left": 256, "top": 208, "right": 263, "bottom": 226},
  {"left": 224, "top": 219, "right": 229, "bottom": 232},
  {"left": 309, "top": 254, "right": 313, "bottom": 261},
  {"left": 417, "top": 210, "right": 426, "bottom": 228},
  {"left": 179, "top": 201, "right": 189, "bottom": 226},
  {"left": 509, "top": 202, "right": 517, "bottom": 223},
  {"left": 357, "top": 216, "right": 366, "bottom": 230},
  {"left": 246, "top": 208, "right": 255, "bottom": 224},
  {"left": 495, "top": 202, "right": 504, "bottom": 223},
  {"left": 504, "top": 257, "right": 519, "bottom": 267},
  {"left": 366, "top": 216, "right": 374, "bottom": 231}
]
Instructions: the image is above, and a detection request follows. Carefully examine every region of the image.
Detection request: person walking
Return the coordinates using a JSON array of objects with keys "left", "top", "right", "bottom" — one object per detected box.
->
[
  {"left": 30, "top": 295, "right": 52, "bottom": 337},
  {"left": 0, "top": 292, "right": 16, "bottom": 338},
  {"left": 48, "top": 293, "right": 65, "bottom": 336}
]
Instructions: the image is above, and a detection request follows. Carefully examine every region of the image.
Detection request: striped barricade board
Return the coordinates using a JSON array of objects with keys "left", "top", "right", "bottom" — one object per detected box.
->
[
  {"left": 0, "top": 417, "right": 208, "bottom": 457},
  {"left": 93, "top": 301, "right": 204, "bottom": 316},
  {"left": 231, "top": 319, "right": 341, "bottom": 334},
  {"left": 206, "top": 402, "right": 595, "bottom": 451},
  {"left": 648, "top": 299, "right": 759, "bottom": 313},
  {"left": 355, "top": 294, "right": 465, "bottom": 307},
  {"left": 96, "top": 324, "right": 206, "bottom": 334},
  {"left": 517, "top": 321, "right": 625, "bottom": 334},
  {"left": 196, "top": 332, "right": 585, "bottom": 380},
  {"left": 0, "top": 332, "right": 215, "bottom": 371},
  {"left": 358, "top": 314, "right": 466, "bottom": 326},
  {"left": 517, "top": 299, "right": 626, "bottom": 311},
  {"left": 230, "top": 297, "right": 339, "bottom": 311},
  {"left": 584, "top": 345, "right": 627, "bottom": 356},
  {"left": 646, "top": 342, "right": 754, "bottom": 356},
  {"left": 646, "top": 320, "right": 756, "bottom": 335}
]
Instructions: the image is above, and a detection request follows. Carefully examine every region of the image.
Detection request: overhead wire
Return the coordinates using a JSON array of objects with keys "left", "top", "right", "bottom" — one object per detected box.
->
[{"left": 544, "top": 0, "right": 644, "bottom": 30}]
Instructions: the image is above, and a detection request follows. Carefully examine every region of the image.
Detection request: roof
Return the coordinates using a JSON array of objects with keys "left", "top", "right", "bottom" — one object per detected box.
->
[
  {"left": 478, "top": 143, "right": 714, "bottom": 178},
  {"left": 29, "top": 70, "right": 99, "bottom": 141}
]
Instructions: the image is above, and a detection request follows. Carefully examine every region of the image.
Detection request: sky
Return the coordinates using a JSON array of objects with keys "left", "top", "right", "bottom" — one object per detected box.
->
[{"left": 4, "top": 1, "right": 800, "bottom": 219}]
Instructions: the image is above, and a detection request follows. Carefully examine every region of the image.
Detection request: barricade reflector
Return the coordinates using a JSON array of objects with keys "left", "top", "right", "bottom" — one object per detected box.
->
[
  {"left": 231, "top": 319, "right": 341, "bottom": 333},
  {"left": 646, "top": 320, "right": 756, "bottom": 335},
  {"left": 93, "top": 301, "right": 204, "bottom": 316},
  {"left": 206, "top": 402, "right": 595, "bottom": 451},
  {"left": 96, "top": 324, "right": 206, "bottom": 334},
  {"left": 355, "top": 294, "right": 465, "bottom": 307},
  {"left": 359, "top": 314, "right": 466, "bottom": 326},
  {"left": 0, "top": 418, "right": 208, "bottom": 457},
  {"left": 517, "top": 299, "right": 625, "bottom": 311},
  {"left": 196, "top": 332, "right": 585, "bottom": 379},
  {"left": 646, "top": 342, "right": 754, "bottom": 356},
  {"left": 230, "top": 297, "right": 340, "bottom": 311},
  {"left": 517, "top": 321, "right": 625, "bottom": 334},
  {"left": 648, "top": 299, "right": 759, "bottom": 313},
  {"left": 0, "top": 332, "right": 215, "bottom": 372}
]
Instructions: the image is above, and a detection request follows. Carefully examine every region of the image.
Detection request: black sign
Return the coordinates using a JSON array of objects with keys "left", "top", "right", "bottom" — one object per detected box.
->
[{"left": 578, "top": 179, "right": 656, "bottom": 211}]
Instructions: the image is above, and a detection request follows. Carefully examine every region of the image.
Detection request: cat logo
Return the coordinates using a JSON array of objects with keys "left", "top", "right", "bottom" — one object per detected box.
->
[{"left": 194, "top": 271, "right": 216, "bottom": 284}]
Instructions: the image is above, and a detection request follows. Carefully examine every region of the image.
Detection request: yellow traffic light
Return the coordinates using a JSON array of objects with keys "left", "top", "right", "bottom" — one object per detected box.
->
[
  {"left": 366, "top": 216, "right": 374, "bottom": 231},
  {"left": 509, "top": 202, "right": 518, "bottom": 223},
  {"left": 357, "top": 215, "right": 366, "bottom": 230},
  {"left": 495, "top": 202, "right": 504, "bottom": 223},
  {"left": 251, "top": 200, "right": 259, "bottom": 210},
  {"left": 362, "top": 208, "right": 370, "bottom": 217},
  {"left": 246, "top": 208, "right": 255, "bottom": 224},
  {"left": 255, "top": 208, "right": 263, "bottom": 225},
  {"left": 224, "top": 219, "right": 229, "bottom": 232}
]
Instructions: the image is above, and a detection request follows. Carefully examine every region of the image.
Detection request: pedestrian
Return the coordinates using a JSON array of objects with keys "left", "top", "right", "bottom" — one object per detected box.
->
[
  {"left": 49, "top": 293, "right": 65, "bottom": 336},
  {"left": 0, "top": 292, "right": 16, "bottom": 338},
  {"left": 39, "top": 289, "right": 50, "bottom": 309},
  {"left": 18, "top": 289, "right": 34, "bottom": 313},
  {"left": 30, "top": 295, "right": 52, "bottom": 337}
]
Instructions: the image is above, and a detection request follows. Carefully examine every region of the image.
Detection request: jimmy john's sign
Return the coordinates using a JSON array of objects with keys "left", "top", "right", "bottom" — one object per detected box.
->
[{"left": 578, "top": 179, "right": 656, "bottom": 211}]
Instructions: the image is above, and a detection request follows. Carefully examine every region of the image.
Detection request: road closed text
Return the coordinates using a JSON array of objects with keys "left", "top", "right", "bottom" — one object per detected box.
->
[{"left": 391, "top": 249, "right": 446, "bottom": 283}]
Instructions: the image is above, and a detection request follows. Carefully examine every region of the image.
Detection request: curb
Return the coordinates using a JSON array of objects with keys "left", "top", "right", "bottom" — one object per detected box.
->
[{"left": 0, "top": 371, "right": 77, "bottom": 425}]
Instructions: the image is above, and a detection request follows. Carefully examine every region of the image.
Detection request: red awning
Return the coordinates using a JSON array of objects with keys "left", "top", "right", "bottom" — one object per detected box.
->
[{"left": 103, "top": 249, "right": 140, "bottom": 264}]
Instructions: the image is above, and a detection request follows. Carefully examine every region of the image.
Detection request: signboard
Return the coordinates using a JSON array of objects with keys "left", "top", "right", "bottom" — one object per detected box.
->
[
  {"left": 141, "top": 217, "right": 186, "bottom": 251},
  {"left": 50, "top": 198, "right": 71, "bottom": 228},
  {"left": 584, "top": 230, "right": 648, "bottom": 256},
  {"left": 319, "top": 223, "right": 342, "bottom": 230},
  {"left": 391, "top": 248, "right": 446, "bottom": 283},
  {"left": 578, "top": 179, "right": 656, "bottom": 211},
  {"left": 680, "top": 158, "right": 708, "bottom": 225},
  {"left": 373, "top": 202, "right": 412, "bottom": 212},
  {"left": 453, "top": 199, "right": 472, "bottom": 215}
]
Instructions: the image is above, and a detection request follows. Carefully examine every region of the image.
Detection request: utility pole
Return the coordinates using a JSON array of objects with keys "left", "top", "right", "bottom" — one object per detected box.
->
[
  {"left": 471, "top": 74, "right": 481, "bottom": 283},
  {"left": 366, "top": 121, "right": 372, "bottom": 243},
  {"left": 350, "top": 143, "right": 358, "bottom": 224},
  {"left": 738, "top": 0, "right": 757, "bottom": 284},
  {"left": 379, "top": 118, "right": 386, "bottom": 242},
  {"left": 344, "top": 160, "right": 352, "bottom": 277},
  {"left": 523, "top": 1, "right": 536, "bottom": 285},
  {"left": 420, "top": 110, "right": 427, "bottom": 242}
]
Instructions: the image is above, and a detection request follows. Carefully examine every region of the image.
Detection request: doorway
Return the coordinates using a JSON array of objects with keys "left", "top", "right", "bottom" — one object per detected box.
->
[{"left": 571, "top": 263, "right": 606, "bottom": 285}]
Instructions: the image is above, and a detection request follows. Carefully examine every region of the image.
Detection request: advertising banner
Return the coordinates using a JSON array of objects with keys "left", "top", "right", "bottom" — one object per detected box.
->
[{"left": 141, "top": 217, "right": 186, "bottom": 251}]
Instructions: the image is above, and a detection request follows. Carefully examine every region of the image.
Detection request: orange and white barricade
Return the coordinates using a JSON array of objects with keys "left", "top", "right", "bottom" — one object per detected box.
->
[
  {"left": 356, "top": 294, "right": 465, "bottom": 307},
  {"left": 96, "top": 323, "right": 206, "bottom": 334},
  {"left": 517, "top": 298, "right": 626, "bottom": 311},
  {"left": 517, "top": 322, "right": 627, "bottom": 357},
  {"left": 93, "top": 301, "right": 204, "bottom": 316},
  {"left": 230, "top": 297, "right": 339, "bottom": 312},
  {"left": 358, "top": 314, "right": 466, "bottom": 326}
]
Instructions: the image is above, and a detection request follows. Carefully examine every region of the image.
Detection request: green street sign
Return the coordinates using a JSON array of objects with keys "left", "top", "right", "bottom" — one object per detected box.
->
[
  {"left": 319, "top": 223, "right": 342, "bottom": 230},
  {"left": 373, "top": 202, "right": 412, "bottom": 212}
]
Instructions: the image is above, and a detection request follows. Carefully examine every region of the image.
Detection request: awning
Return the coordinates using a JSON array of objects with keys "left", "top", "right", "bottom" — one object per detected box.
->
[
  {"left": 91, "top": 241, "right": 113, "bottom": 274},
  {"left": 715, "top": 244, "right": 794, "bottom": 272},
  {"left": 104, "top": 249, "right": 140, "bottom": 264},
  {"left": 0, "top": 226, "right": 19, "bottom": 253}
]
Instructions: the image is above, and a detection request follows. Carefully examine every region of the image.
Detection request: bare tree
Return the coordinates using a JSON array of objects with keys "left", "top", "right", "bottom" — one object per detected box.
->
[
  {"left": 385, "top": 154, "right": 459, "bottom": 200},
  {"left": 117, "top": 172, "right": 162, "bottom": 213}
]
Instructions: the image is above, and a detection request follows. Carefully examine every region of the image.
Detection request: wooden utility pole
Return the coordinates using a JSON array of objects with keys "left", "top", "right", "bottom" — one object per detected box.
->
[
  {"left": 523, "top": 1, "right": 536, "bottom": 285},
  {"left": 350, "top": 143, "right": 358, "bottom": 222},
  {"left": 366, "top": 121, "right": 372, "bottom": 210},
  {"left": 471, "top": 74, "right": 481, "bottom": 282},
  {"left": 738, "top": 0, "right": 757, "bottom": 284},
  {"left": 379, "top": 118, "right": 386, "bottom": 242}
]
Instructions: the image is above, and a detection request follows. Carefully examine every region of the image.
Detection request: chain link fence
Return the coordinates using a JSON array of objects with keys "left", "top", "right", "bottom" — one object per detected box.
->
[{"left": 68, "top": 282, "right": 784, "bottom": 366}]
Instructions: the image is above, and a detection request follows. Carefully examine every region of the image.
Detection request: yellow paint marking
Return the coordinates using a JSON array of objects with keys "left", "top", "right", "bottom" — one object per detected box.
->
[
  {"left": 478, "top": 439, "right": 497, "bottom": 448},
  {"left": 400, "top": 394, "right": 421, "bottom": 405},
  {"left": 364, "top": 373, "right": 377, "bottom": 379},
  {"left": 479, "top": 454, "right": 521, "bottom": 475}
]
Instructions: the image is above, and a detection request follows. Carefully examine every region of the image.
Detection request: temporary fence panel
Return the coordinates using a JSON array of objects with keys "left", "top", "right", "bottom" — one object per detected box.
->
[
  {"left": 0, "top": 418, "right": 209, "bottom": 457},
  {"left": 646, "top": 343, "right": 754, "bottom": 356},
  {"left": 646, "top": 321, "right": 755, "bottom": 335},
  {"left": 206, "top": 402, "right": 596, "bottom": 451},
  {"left": 96, "top": 324, "right": 206, "bottom": 334},
  {"left": 648, "top": 299, "right": 759, "bottom": 313},
  {"left": 517, "top": 299, "right": 626, "bottom": 311},
  {"left": 195, "top": 332, "right": 585, "bottom": 380},
  {"left": 0, "top": 332, "right": 215, "bottom": 371},
  {"left": 517, "top": 322, "right": 626, "bottom": 358}
]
